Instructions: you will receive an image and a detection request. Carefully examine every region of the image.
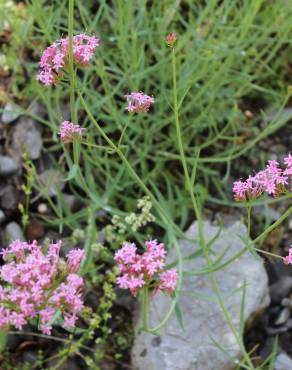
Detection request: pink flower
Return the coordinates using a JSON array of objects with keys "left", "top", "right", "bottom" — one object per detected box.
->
[
  {"left": 37, "top": 34, "right": 99, "bottom": 86},
  {"left": 158, "top": 268, "right": 178, "bottom": 293},
  {"left": 283, "top": 246, "right": 292, "bottom": 265},
  {"left": 114, "top": 240, "right": 177, "bottom": 296},
  {"left": 165, "top": 32, "right": 177, "bottom": 47},
  {"left": 233, "top": 157, "right": 289, "bottom": 201},
  {"left": 66, "top": 249, "right": 85, "bottom": 273},
  {"left": 59, "top": 121, "right": 85, "bottom": 142},
  {"left": 124, "top": 92, "right": 154, "bottom": 113},
  {"left": 0, "top": 241, "right": 85, "bottom": 334},
  {"left": 284, "top": 154, "right": 292, "bottom": 190}
]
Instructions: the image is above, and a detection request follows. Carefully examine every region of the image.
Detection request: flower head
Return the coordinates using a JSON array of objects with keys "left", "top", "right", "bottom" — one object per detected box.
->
[
  {"left": 114, "top": 240, "right": 177, "bottom": 296},
  {"left": 59, "top": 121, "right": 85, "bottom": 142},
  {"left": 233, "top": 157, "right": 289, "bottom": 201},
  {"left": 165, "top": 32, "right": 177, "bottom": 47},
  {"left": 37, "top": 34, "right": 99, "bottom": 86},
  {"left": 283, "top": 246, "right": 292, "bottom": 265},
  {"left": 124, "top": 92, "right": 154, "bottom": 113},
  {"left": 0, "top": 240, "right": 85, "bottom": 334}
]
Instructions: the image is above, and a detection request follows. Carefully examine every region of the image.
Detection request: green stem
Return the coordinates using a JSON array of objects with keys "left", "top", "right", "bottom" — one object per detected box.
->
[
  {"left": 247, "top": 205, "right": 251, "bottom": 239},
  {"left": 68, "top": 0, "right": 76, "bottom": 122},
  {"left": 171, "top": 46, "right": 255, "bottom": 368},
  {"left": 142, "top": 286, "right": 149, "bottom": 331},
  {"left": 77, "top": 90, "right": 183, "bottom": 332},
  {"left": 78, "top": 91, "right": 172, "bottom": 227}
]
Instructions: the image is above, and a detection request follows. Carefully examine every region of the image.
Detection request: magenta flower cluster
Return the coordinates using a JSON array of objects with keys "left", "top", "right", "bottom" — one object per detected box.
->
[
  {"left": 283, "top": 245, "right": 292, "bottom": 265},
  {"left": 114, "top": 240, "right": 178, "bottom": 296},
  {"left": 233, "top": 155, "right": 292, "bottom": 201},
  {"left": 0, "top": 240, "right": 85, "bottom": 335},
  {"left": 59, "top": 120, "right": 85, "bottom": 142},
  {"left": 124, "top": 92, "right": 154, "bottom": 113},
  {"left": 37, "top": 34, "right": 99, "bottom": 86}
]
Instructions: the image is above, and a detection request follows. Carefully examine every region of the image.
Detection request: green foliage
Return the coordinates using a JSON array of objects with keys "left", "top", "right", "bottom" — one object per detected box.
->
[
  {"left": 1, "top": 1, "right": 292, "bottom": 369},
  {"left": 18, "top": 0, "right": 292, "bottom": 231}
]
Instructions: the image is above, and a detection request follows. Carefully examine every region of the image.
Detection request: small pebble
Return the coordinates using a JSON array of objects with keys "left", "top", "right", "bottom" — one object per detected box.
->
[
  {"left": 37, "top": 203, "right": 48, "bottom": 214},
  {"left": 274, "top": 307, "right": 290, "bottom": 326},
  {"left": 270, "top": 277, "right": 292, "bottom": 304},
  {"left": 274, "top": 352, "right": 292, "bottom": 370},
  {"left": 0, "top": 155, "right": 19, "bottom": 177},
  {"left": 1, "top": 102, "right": 22, "bottom": 124},
  {"left": 5, "top": 222, "right": 25, "bottom": 242},
  {"left": 0, "top": 209, "right": 5, "bottom": 224},
  {"left": 281, "top": 297, "right": 290, "bottom": 307}
]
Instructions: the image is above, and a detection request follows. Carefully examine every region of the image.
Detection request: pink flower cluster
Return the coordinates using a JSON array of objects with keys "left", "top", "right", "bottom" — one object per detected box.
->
[
  {"left": 283, "top": 246, "right": 292, "bottom": 265},
  {"left": 0, "top": 240, "right": 85, "bottom": 334},
  {"left": 114, "top": 240, "right": 178, "bottom": 296},
  {"left": 124, "top": 92, "right": 154, "bottom": 113},
  {"left": 59, "top": 121, "right": 85, "bottom": 142},
  {"left": 165, "top": 32, "right": 177, "bottom": 47},
  {"left": 37, "top": 34, "right": 99, "bottom": 86},
  {"left": 233, "top": 156, "right": 292, "bottom": 201}
]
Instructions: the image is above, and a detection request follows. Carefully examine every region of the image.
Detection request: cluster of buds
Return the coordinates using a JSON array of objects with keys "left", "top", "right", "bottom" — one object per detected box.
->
[
  {"left": 59, "top": 120, "right": 85, "bottom": 142},
  {"left": 0, "top": 240, "right": 85, "bottom": 334},
  {"left": 233, "top": 155, "right": 292, "bottom": 201},
  {"left": 114, "top": 240, "right": 178, "bottom": 296},
  {"left": 165, "top": 32, "right": 177, "bottom": 47},
  {"left": 37, "top": 34, "right": 99, "bottom": 86},
  {"left": 124, "top": 92, "right": 154, "bottom": 113}
]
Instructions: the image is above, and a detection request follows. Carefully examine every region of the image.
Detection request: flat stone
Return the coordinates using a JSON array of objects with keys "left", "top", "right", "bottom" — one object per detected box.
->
[
  {"left": 11, "top": 118, "right": 43, "bottom": 160},
  {"left": 0, "top": 185, "right": 19, "bottom": 212},
  {"left": 1, "top": 102, "right": 22, "bottom": 124},
  {"left": 0, "top": 209, "right": 5, "bottom": 224},
  {"left": 274, "top": 352, "right": 292, "bottom": 370},
  {"left": 38, "top": 169, "right": 65, "bottom": 197},
  {"left": 131, "top": 220, "right": 270, "bottom": 370},
  {"left": 0, "top": 155, "right": 19, "bottom": 177},
  {"left": 5, "top": 222, "right": 25, "bottom": 242},
  {"left": 270, "top": 277, "right": 292, "bottom": 304},
  {"left": 274, "top": 307, "right": 290, "bottom": 326}
]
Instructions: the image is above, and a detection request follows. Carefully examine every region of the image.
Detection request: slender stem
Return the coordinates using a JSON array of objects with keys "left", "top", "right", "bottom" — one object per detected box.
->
[
  {"left": 68, "top": 0, "right": 76, "bottom": 122},
  {"left": 142, "top": 286, "right": 149, "bottom": 331},
  {"left": 247, "top": 205, "right": 251, "bottom": 239},
  {"left": 77, "top": 90, "right": 184, "bottom": 332},
  {"left": 253, "top": 248, "right": 284, "bottom": 259},
  {"left": 78, "top": 91, "right": 173, "bottom": 228},
  {"left": 171, "top": 46, "right": 255, "bottom": 368}
]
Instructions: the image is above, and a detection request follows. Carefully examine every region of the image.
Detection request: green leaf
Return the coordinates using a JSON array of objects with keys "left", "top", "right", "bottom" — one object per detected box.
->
[
  {"left": 174, "top": 302, "right": 184, "bottom": 331},
  {"left": 65, "top": 164, "right": 78, "bottom": 181},
  {"left": 0, "top": 331, "right": 7, "bottom": 352}
]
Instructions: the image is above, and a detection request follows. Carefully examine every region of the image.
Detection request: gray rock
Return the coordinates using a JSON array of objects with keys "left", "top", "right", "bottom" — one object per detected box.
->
[
  {"left": 0, "top": 185, "right": 19, "bottom": 212},
  {"left": 1, "top": 102, "right": 22, "bottom": 124},
  {"left": 62, "top": 192, "right": 79, "bottom": 211},
  {"left": 0, "top": 209, "right": 5, "bottom": 224},
  {"left": 38, "top": 169, "right": 65, "bottom": 196},
  {"left": 255, "top": 205, "right": 281, "bottom": 222},
  {"left": 270, "top": 277, "right": 292, "bottom": 304},
  {"left": 5, "top": 222, "right": 25, "bottom": 241},
  {"left": 0, "top": 155, "right": 19, "bottom": 177},
  {"left": 131, "top": 220, "right": 270, "bottom": 370},
  {"left": 11, "top": 118, "right": 43, "bottom": 160},
  {"left": 274, "top": 352, "right": 292, "bottom": 370},
  {"left": 274, "top": 307, "right": 290, "bottom": 326}
]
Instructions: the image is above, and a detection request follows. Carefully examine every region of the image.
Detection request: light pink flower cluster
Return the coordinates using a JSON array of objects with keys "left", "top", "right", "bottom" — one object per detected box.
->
[
  {"left": 283, "top": 246, "right": 292, "bottom": 265},
  {"left": 233, "top": 156, "right": 292, "bottom": 201},
  {"left": 165, "top": 32, "right": 177, "bottom": 47},
  {"left": 0, "top": 240, "right": 85, "bottom": 335},
  {"left": 59, "top": 121, "right": 85, "bottom": 142},
  {"left": 114, "top": 240, "right": 178, "bottom": 296},
  {"left": 37, "top": 34, "right": 99, "bottom": 86},
  {"left": 124, "top": 92, "right": 154, "bottom": 113}
]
